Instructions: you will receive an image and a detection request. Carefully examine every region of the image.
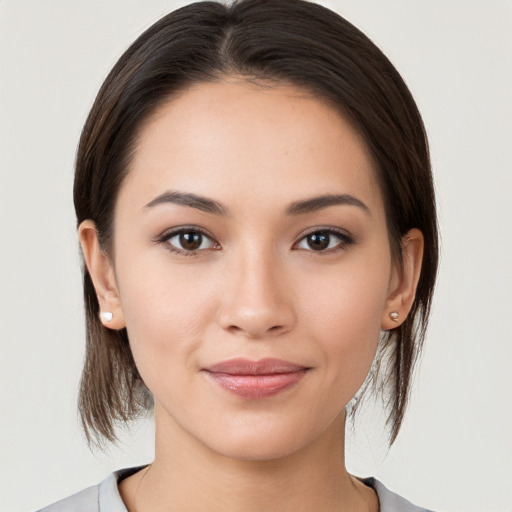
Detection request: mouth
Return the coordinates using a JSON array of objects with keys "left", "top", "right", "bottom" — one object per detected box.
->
[{"left": 202, "top": 358, "right": 311, "bottom": 399}]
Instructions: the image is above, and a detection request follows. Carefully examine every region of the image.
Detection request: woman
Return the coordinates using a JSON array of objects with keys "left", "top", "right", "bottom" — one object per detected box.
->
[{"left": 38, "top": 0, "right": 438, "bottom": 510}]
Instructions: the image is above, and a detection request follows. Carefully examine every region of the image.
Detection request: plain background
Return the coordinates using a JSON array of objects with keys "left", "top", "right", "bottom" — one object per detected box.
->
[{"left": 0, "top": 1, "right": 511, "bottom": 511}]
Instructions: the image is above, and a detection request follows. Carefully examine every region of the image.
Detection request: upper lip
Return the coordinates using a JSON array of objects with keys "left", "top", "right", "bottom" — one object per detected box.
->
[{"left": 204, "top": 358, "right": 309, "bottom": 375}]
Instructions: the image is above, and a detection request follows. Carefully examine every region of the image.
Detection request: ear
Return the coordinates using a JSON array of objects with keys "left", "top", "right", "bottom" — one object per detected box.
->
[
  {"left": 381, "top": 228, "right": 424, "bottom": 330},
  {"left": 78, "top": 220, "right": 126, "bottom": 330}
]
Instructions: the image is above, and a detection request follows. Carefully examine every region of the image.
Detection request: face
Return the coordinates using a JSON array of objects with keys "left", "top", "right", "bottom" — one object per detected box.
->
[{"left": 90, "top": 79, "right": 406, "bottom": 461}]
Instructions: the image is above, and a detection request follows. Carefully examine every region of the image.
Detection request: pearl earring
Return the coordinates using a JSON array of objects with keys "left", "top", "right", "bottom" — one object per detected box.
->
[
  {"left": 390, "top": 311, "right": 399, "bottom": 322},
  {"left": 100, "top": 311, "right": 114, "bottom": 323}
]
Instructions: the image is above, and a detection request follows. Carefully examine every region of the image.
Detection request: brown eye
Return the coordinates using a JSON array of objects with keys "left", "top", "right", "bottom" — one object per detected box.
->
[
  {"left": 306, "top": 232, "right": 330, "bottom": 251},
  {"left": 179, "top": 231, "right": 203, "bottom": 251},
  {"left": 164, "top": 229, "right": 218, "bottom": 254},
  {"left": 296, "top": 230, "right": 352, "bottom": 252}
]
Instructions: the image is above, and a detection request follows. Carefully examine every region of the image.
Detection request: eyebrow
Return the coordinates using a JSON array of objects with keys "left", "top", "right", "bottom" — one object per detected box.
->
[
  {"left": 286, "top": 193, "right": 369, "bottom": 216},
  {"left": 144, "top": 191, "right": 227, "bottom": 215},
  {"left": 143, "top": 190, "right": 369, "bottom": 216}
]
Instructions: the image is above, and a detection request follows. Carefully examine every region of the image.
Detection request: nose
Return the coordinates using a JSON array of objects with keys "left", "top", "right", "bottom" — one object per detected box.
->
[{"left": 217, "top": 247, "right": 296, "bottom": 339}]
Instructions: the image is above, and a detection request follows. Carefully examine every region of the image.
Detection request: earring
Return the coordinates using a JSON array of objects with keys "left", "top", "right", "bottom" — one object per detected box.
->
[
  {"left": 100, "top": 311, "right": 114, "bottom": 323},
  {"left": 390, "top": 311, "right": 399, "bottom": 322}
]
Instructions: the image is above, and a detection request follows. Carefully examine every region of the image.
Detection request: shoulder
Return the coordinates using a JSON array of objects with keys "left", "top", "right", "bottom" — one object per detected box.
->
[
  {"left": 36, "top": 467, "right": 144, "bottom": 512},
  {"left": 36, "top": 482, "right": 100, "bottom": 512},
  {"left": 362, "top": 477, "right": 436, "bottom": 512}
]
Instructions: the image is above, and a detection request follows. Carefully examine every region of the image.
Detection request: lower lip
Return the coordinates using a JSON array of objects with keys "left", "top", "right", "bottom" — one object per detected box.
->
[{"left": 205, "top": 370, "right": 308, "bottom": 399}]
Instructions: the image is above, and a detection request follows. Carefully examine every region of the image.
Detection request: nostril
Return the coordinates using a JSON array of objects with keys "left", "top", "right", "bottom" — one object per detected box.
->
[{"left": 226, "top": 323, "right": 285, "bottom": 338}]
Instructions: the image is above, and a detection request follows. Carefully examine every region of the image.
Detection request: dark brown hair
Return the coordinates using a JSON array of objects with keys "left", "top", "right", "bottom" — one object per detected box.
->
[{"left": 75, "top": 0, "right": 438, "bottom": 447}]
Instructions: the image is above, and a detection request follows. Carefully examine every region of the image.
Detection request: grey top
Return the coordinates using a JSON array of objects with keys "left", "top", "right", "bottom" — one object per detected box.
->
[{"left": 37, "top": 466, "right": 434, "bottom": 512}]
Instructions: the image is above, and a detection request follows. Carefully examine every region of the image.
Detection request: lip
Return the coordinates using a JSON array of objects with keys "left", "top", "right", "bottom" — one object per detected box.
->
[{"left": 203, "top": 358, "right": 310, "bottom": 399}]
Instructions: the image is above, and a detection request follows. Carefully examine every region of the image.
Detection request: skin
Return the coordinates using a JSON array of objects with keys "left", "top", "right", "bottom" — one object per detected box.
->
[{"left": 80, "top": 78, "right": 423, "bottom": 512}]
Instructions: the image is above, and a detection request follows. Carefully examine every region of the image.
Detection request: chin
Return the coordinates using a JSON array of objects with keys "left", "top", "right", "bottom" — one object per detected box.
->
[
  {"left": 196, "top": 416, "right": 327, "bottom": 463},
  {"left": 209, "top": 433, "right": 307, "bottom": 462}
]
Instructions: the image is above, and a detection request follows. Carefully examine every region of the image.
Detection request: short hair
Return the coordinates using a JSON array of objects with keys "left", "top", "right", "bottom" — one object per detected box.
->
[{"left": 74, "top": 0, "right": 438, "bottom": 447}]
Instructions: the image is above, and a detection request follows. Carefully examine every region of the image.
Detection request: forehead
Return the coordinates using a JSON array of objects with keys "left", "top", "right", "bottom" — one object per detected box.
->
[{"left": 121, "top": 79, "right": 384, "bottom": 218}]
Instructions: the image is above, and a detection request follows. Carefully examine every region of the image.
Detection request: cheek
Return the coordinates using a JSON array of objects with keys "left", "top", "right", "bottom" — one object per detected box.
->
[
  {"left": 115, "top": 260, "right": 218, "bottom": 386},
  {"left": 303, "top": 258, "right": 390, "bottom": 391}
]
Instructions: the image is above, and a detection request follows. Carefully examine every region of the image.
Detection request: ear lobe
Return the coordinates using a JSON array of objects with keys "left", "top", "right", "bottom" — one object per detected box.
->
[
  {"left": 381, "top": 228, "right": 424, "bottom": 330},
  {"left": 78, "top": 220, "right": 126, "bottom": 330}
]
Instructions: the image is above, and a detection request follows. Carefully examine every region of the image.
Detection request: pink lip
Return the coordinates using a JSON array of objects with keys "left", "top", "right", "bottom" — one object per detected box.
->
[{"left": 203, "top": 358, "right": 310, "bottom": 399}]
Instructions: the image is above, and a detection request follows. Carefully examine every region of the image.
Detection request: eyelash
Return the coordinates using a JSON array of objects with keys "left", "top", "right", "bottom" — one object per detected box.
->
[
  {"left": 155, "top": 227, "right": 354, "bottom": 257},
  {"left": 295, "top": 228, "right": 354, "bottom": 253},
  {"left": 155, "top": 227, "right": 220, "bottom": 257}
]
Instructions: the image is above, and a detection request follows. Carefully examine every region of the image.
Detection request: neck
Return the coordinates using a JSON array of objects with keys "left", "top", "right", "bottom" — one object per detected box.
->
[{"left": 131, "top": 406, "right": 374, "bottom": 512}]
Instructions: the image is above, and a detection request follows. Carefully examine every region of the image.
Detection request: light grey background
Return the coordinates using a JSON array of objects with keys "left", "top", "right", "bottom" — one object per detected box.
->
[{"left": 1, "top": 1, "right": 511, "bottom": 511}]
